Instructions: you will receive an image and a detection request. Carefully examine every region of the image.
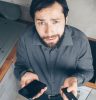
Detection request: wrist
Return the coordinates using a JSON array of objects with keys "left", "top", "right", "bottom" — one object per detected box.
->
[
  {"left": 20, "top": 70, "right": 33, "bottom": 80},
  {"left": 69, "top": 77, "right": 78, "bottom": 83}
]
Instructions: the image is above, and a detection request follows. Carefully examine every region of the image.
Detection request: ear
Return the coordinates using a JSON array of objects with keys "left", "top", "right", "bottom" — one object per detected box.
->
[{"left": 65, "top": 16, "right": 68, "bottom": 24}]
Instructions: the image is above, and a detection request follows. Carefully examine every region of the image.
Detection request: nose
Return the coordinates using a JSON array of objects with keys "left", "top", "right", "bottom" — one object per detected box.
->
[{"left": 45, "top": 24, "right": 53, "bottom": 36}]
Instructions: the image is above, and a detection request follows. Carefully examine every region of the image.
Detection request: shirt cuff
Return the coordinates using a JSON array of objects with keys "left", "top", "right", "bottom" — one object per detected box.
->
[
  {"left": 71, "top": 74, "right": 85, "bottom": 86},
  {"left": 20, "top": 69, "right": 33, "bottom": 80}
]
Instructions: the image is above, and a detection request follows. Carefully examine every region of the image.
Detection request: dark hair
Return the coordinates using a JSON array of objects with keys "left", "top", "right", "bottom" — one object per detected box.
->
[{"left": 30, "top": 0, "right": 69, "bottom": 21}]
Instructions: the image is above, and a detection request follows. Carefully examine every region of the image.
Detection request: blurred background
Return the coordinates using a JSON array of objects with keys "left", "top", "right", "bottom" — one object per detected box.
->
[{"left": 1, "top": 0, "right": 96, "bottom": 38}]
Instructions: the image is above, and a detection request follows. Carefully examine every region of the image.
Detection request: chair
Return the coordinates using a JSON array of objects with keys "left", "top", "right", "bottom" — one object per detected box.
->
[
  {"left": 89, "top": 38, "right": 96, "bottom": 83},
  {"left": 0, "top": 0, "right": 21, "bottom": 20}
]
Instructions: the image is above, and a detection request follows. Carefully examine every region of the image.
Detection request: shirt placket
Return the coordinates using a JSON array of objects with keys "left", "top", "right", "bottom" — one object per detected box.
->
[{"left": 49, "top": 48, "right": 57, "bottom": 95}]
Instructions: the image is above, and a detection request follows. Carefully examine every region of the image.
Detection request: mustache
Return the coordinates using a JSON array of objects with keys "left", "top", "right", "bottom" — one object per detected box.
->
[{"left": 42, "top": 34, "right": 60, "bottom": 39}]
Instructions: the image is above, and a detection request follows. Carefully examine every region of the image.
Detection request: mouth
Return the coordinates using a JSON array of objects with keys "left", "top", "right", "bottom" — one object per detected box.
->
[
  {"left": 43, "top": 35, "right": 58, "bottom": 41},
  {"left": 46, "top": 36, "right": 57, "bottom": 41}
]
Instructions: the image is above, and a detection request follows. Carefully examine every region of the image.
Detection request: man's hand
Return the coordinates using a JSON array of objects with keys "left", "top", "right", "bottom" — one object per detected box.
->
[
  {"left": 60, "top": 77, "right": 77, "bottom": 100},
  {"left": 20, "top": 72, "right": 39, "bottom": 88},
  {"left": 20, "top": 72, "right": 47, "bottom": 100}
]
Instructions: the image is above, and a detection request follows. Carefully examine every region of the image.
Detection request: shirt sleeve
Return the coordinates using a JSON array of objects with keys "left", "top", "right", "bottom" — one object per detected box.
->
[
  {"left": 72, "top": 36, "right": 94, "bottom": 86},
  {"left": 14, "top": 37, "right": 33, "bottom": 80}
]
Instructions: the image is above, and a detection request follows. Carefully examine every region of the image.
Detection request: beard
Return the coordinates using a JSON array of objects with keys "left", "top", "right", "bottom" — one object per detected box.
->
[{"left": 42, "top": 34, "right": 61, "bottom": 47}]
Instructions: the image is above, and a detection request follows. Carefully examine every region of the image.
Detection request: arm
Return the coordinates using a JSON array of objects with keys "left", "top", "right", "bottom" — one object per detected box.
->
[
  {"left": 72, "top": 37, "right": 94, "bottom": 85},
  {"left": 14, "top": 37, "right": 33, "bottom": 80},
  {"left": 61, "top": 36, "right": 94, "bottom": 100},
  {"left": 14, "top": 37, "right": 47, "bottom": 99}
]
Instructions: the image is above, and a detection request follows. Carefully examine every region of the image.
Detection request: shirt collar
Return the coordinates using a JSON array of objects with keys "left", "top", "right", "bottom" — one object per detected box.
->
[
  {"left": 31, "top": 25, "right": 73, "bottom": 47},
  {"left": 31, "top": 26, "right": 43, "bottom": 46},
  {"left": 60, "top": 25, "right": 73, "bottom": 47}
]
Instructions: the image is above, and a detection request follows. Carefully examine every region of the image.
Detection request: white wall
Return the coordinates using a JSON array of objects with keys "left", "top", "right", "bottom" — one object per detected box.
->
[
  {"left": 1, "top": 0, "right": 96, "bottom": 39},
  {"left": 67, "top": 0, "right": 96, "bottom": 39}
]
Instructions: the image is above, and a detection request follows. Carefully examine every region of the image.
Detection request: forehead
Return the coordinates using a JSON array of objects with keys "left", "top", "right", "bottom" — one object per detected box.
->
[{"left": 35, "top": 2, "right": 64, "bottom": 20}]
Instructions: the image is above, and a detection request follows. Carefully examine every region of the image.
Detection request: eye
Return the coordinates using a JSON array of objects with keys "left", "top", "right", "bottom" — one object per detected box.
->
[
  {"left": 38, "top": 21, "right": 46, "bottom": 26},
  {"left": 53, "top": 20, "right": 59, "bottom": 24}
]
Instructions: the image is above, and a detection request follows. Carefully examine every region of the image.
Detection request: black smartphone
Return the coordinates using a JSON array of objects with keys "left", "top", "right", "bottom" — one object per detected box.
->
[
  {"left": 18, "top": 80, "right": 47, "bottom": 99},
  {"left": 62, "top": 87, "right": 78, "bottom": 100}
]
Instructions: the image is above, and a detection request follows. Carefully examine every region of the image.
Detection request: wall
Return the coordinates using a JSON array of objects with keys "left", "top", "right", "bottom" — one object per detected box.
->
[
  {"left": 67, "top": 0, "right": 96, "bottom": 39},
  {"left": 1, "top": 0, "right": 96, "bottom": 39}
]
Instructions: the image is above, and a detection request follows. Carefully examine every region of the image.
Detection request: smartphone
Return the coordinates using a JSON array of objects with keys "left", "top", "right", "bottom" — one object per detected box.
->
[
  {"left": 18, "top": 80, "right": 47, "bottom": 99},
  {"left": 62, "top": 87, "right": 78, "bottom": 100}
]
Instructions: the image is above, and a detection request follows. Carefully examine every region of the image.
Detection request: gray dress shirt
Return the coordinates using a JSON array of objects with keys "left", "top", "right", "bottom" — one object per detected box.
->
[{"left": 14, "top": 25, "right": 93, "bottom": 95}]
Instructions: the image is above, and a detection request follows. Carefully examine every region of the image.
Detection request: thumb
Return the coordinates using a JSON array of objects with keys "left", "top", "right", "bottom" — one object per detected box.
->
[
  {"left": 67, "top": 86, "right": 77, "bottom": 97},
  {"left": 67, "top": 86, "right": 73, "bottom": 92},
  {"left": 20, "top": 81, "right": 26, "bottom": 88}
]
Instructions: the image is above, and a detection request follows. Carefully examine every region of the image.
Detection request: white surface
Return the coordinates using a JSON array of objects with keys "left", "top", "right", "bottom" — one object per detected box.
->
[
  {"left": 0, "top": 64, "right": 18, "bottom": 100},
  {"left": 78, "top": 85, "right": 96, "bottom": 100},
  {"left": 78, "top": 86, "right": 92, "bottom": 100},
  {"left": 87, "top": 89, "right": 96, "bottom": 100}
]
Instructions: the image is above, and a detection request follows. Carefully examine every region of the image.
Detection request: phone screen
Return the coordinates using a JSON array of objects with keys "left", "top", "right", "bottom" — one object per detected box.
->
[{"left": 18, "top": 80, "right": 46, "bottom": 99}]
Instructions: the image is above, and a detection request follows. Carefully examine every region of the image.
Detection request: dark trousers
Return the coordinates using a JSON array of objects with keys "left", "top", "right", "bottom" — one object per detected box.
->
[{"left": 33, "top": 93, "right": 63, "bottom": 100}]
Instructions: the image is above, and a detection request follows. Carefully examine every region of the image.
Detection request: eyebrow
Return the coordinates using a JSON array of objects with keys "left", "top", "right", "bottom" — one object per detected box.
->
[
  {"left": 36, "top": 18, "right": 61, "bottom": 21},
  {"left": 36, "top": 19, "right": 45, "bottom": 21},
  {"left": 51, "top": 18, "right": 61, "bottom": 21}
]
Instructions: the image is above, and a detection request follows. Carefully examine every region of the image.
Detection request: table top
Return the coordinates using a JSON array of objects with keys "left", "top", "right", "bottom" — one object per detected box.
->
[
  {"left": 78, "top": 82, "right": 96, "bottom": 100},
  {"left": 84, "top": 82, "right": 96, "bottom": 89},
  {"left": 0, "top": 17, "right": 27, "bottom": 81}
]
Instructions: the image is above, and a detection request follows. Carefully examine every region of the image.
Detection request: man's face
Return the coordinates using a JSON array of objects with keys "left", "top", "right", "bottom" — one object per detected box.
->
[{"left": 35, "top": 2, "right": 66, "bottom": 47}]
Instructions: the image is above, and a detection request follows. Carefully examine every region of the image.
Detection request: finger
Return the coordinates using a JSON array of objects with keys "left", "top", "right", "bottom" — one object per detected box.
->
[
  {"left": 32, "top": 87, "right": 47, "bottom": 100},
  {"left": 20, "top": 80, "right": 26, "bottom": 88},
  {"left": 60, "top": 88, "right": 68, "bottom": 100},
  {"left": 67, "top": 86, "right": 77, "bottom": 96},
  {"left": 60, "top": 86, "right": 66, "bottom": 97},
  {"left": 61, "top": 92, "right": 68, "bottom": 100},
  {"left": 38, "top": 87, "right": 47, "bottom": 96},
  {"left": 72, "top": 91, "right": 77, "bottom": 97},
  {"left": 43, "top": 87, "right": 47, "bottom": 91},
  {"left": 60, "top": 88, "right": 63, "bottom": 97},
  {"left": 60, "top": 86, "right": 68, "bottom": 95},
  {"left": 32, "top": 92, "right": 42, "bottom": 100},
  {"left": 20, "top": 76, "right": 28, "bottom": 88},
  {"left": 67, "top": 86, "right": 74, "bottom": 92},
  {"left": 63, "top": 94, "right": 68, "bottom": 100},
  {"left": 25, "top": 79, "right": 32, "bottom": 85},
  {"left": 32, "top": 89, "right": 45, "bottom": 99},
  {"left": 20, "top": 78, "right": 32, "bottom": 88}
]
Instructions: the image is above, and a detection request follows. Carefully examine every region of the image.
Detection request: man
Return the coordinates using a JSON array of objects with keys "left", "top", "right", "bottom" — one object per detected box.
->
[{"left": 14, "top": 0, "right": 93, "bottom": 100}]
